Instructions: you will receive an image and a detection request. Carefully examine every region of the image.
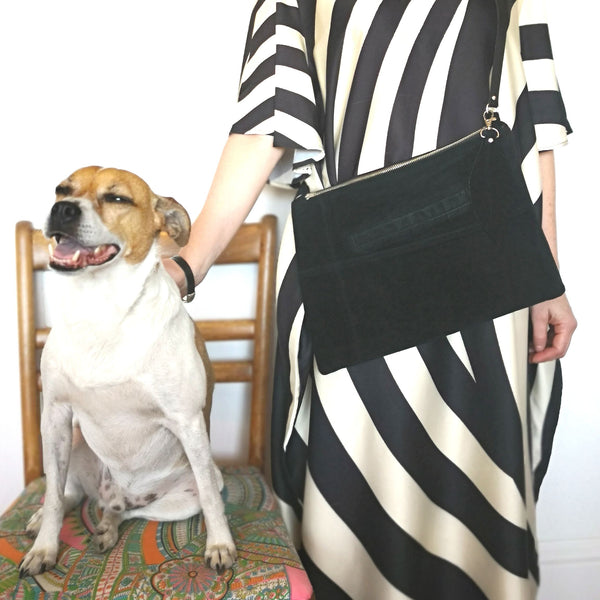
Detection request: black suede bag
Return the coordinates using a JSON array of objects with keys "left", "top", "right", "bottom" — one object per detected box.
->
[
  {"left": 291, "top": 2, "right": 564, "bottom": 374},
  {"left": 292, "top": 123, "right": 564, "bottom": 374}
]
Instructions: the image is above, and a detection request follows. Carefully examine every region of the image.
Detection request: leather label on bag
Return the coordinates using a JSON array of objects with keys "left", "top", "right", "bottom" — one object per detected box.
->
[{"left": 351, "top": 189, "right": 472, "bottom": 253}]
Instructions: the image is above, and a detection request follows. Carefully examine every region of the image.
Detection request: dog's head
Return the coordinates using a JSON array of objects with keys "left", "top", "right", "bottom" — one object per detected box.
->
[{"left": 45, "top": 166, "right": 190, "bottom": 272}]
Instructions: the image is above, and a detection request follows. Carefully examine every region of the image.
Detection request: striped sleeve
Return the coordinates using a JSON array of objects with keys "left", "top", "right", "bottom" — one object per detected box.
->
[
  {"left": 230, "top": 0, "right": 324, "bottom": 184},
  {"left": 518, "top": 0, "right": 571, "bottom": 150}
]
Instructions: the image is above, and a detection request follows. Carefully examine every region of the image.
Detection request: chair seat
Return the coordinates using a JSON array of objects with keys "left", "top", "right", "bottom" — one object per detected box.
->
[{"left": 0, "top": 466, "right": 312, "bottom": 599}]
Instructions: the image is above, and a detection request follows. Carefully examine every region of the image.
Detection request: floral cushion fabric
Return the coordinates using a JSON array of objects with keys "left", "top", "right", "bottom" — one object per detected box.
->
[{"left": 0, "top": 466, "right": 312, "bottom": 599}]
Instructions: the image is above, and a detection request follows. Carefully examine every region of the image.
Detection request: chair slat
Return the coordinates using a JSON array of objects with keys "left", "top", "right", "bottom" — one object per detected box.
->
[
  {"left": 16, "top": 222, "right": 43, "bottom": 485},
  {"left": 212, "top": 361, "right": 253, "bottom": 383},
  {"left": 197, "top": 320, "right": 255, "bottom": 341}
]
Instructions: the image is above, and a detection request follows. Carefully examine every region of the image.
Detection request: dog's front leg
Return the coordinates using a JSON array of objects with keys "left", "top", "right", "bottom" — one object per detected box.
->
[
  {"left": 20, "top": 402, "right": 73, "bottom": 578},
  {"left": 170, "top": 416, "right": 236, "bottom": 572}
]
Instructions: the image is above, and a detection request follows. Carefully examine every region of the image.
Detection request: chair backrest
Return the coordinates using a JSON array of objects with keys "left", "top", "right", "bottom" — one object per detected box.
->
[{"left": 15, "top": 215, "right": 277, "bottom": 485}]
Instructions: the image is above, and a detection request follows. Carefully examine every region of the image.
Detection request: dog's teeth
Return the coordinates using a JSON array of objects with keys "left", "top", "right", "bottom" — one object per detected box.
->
[
  {"left": 48, "top": 243, "right": 54, "bottom": 257},
  {"left": 94, "top": 246, "right": 103, "bottom": 256},
  {"left": 72, "top": 250, "right": 81, "bottom": 263}
]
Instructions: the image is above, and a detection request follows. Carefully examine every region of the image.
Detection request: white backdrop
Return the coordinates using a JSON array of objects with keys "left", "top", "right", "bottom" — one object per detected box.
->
[{"left": 0, "top": 2, "right": 598, "bottom": 597}]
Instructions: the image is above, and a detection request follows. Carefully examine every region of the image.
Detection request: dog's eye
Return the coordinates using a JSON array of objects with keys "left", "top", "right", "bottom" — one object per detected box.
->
[
  {"left": 55, "top": 185, "right": 73, "bottom": 197},
  {"left": 103, "top": 193, "right": 134, "bottom": 205}
]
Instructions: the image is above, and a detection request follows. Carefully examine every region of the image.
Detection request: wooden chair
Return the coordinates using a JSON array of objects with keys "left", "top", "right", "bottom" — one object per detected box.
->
[{"left": 1, "top": 216, "right": 313, "bottom": 599}]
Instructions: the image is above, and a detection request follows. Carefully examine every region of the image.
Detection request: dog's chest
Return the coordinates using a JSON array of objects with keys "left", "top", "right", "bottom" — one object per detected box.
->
[
  {"left": 71, "top": 382, "right": 178, "bottom": 465},
  {"left": 43, "top": 268, "right": 188, "bottom": 388},
  {"left": 44, "top": 321, "right": 160, "bottom": 388}
]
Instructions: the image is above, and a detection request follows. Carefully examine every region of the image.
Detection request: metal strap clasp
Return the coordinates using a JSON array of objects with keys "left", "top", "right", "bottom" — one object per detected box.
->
[{"left": 480, "top": 102, "right": 500, "bottom": 143}]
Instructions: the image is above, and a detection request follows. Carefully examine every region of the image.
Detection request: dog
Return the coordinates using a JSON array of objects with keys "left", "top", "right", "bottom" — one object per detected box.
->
[{"left": 19, "top": 166, "right": 236, "bottom": 578}]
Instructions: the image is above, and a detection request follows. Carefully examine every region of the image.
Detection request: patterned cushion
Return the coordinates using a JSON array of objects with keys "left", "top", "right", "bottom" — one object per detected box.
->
[{"left": 0, "top": 466, "right": 312, "bottom": 599}]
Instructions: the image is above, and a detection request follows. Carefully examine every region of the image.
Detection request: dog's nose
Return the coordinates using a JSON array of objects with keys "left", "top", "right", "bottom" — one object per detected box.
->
[{"left": 50, "top": 201, "right": 81, "bottom": 226}]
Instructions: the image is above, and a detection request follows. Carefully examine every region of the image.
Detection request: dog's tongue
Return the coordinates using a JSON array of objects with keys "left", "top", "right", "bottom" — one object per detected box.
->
[{"left": 50, "top": 237, "right": 119, "bottom": 270}]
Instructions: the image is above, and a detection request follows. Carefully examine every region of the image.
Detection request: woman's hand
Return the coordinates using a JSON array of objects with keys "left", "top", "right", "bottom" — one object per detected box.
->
[
  {"left": 163, "top": 257, "right": 188, "bottom": 298},
  {"left": 529, "top": 294, "right": 577, "bottom": 363},
  {"left": 162, "top": 134, "right": 285, "bottom": 299},
  {"left": 529, "top": 151, "right": 577, "bottom": 363}
]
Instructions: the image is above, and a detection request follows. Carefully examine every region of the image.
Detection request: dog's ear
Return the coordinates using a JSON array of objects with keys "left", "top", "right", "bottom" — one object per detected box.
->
[{"left": 154, "top": 195, "right": 191, "bottom": 247}]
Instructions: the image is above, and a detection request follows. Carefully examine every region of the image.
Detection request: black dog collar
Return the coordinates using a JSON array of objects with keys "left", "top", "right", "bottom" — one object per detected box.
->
[{"left": 170, "top": 255, "right": 196, "bottom": 303}]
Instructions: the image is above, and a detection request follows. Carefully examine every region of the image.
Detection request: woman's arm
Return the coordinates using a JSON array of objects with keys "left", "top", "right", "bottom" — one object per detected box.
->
[
  {"left": 528, "top": 150, "right": 577, "bottom": 363},
  {"left": 165, "top": 133, "right": 286, "bottom": 292}
]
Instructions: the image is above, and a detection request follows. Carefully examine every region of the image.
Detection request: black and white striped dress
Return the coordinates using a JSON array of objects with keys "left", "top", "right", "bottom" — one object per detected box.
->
[{"left": 231, "top": 0, "right": 571, "bottom": 598}]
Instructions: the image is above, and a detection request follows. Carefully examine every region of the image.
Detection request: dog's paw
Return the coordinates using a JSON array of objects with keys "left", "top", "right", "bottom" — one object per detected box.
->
[
  {"left": 205, "top": 543, "right": 237, "bottom": 573},
  {"left": 94, "top": 518, "right": 120, "bottom": 553},
  {"left": 19, "top": 545, "right": 58, "bottom": 578},
  {"left": 25, "top": 508, "right": 43, "bottom": 537}
]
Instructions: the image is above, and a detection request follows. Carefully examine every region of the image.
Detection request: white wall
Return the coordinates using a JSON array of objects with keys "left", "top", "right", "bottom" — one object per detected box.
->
[
  {"left": 535, "top": 3, "right": 600, "bottom": 596},
  {"left": 0, "top": 1, "right": 597, "bottom": 597},
  {"left": 0, "top": 0, "right": 292, "bottom": 493}
]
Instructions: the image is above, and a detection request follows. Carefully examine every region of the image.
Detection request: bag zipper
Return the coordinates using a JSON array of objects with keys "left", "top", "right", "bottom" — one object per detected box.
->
[{"left": 303, "top": 128, "right": 482, "bottom": 200}]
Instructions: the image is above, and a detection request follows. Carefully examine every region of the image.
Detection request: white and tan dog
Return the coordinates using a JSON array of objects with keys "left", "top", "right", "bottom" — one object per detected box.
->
[{"left": 19, "top": 166, "right": 236, "bottom": 578}]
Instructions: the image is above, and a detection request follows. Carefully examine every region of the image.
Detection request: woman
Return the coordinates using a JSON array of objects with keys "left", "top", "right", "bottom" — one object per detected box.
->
[{"left": 166, "top": 0, "right": 577, "bottom": 597}]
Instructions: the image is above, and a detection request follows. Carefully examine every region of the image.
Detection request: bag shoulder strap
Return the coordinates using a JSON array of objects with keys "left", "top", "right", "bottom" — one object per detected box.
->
[{"left": 488, "top": 0, "right": 511, "bottom": 110}]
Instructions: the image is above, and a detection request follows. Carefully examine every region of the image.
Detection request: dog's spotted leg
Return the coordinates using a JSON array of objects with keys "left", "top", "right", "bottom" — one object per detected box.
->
[
  {"left": 164, "top": 414, "right": 236, "bottom": 571},
  {"left": 25, "top": 509, "right": 44, "bottom": 538},
  {"left": 20, "top": 404, "right": 74, "bottom": 578},
  {"left": 98, "top": 466, "right": 127, "bottom": 513},
  {"left": 94, "top": 466, "right": 125, "bottom": 552},
  {"left": 26, "top": 492, "right": 82, "bottom": 538},
  {"left": 95, "top": 509, "right": 122, "bottom": 553}
]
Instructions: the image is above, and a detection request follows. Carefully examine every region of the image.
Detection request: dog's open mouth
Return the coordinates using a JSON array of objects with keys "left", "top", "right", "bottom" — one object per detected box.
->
[{"left": 49, "top": 235, "right": 120, "bottom": 271}]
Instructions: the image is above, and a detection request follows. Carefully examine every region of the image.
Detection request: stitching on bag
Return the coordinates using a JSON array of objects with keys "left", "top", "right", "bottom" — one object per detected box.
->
[
  {"left": 351, "top": 189, "right": 472, "bottom": 253},
  {"left": 298, "top": 221, "right": 481, "bottom": 276}
]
